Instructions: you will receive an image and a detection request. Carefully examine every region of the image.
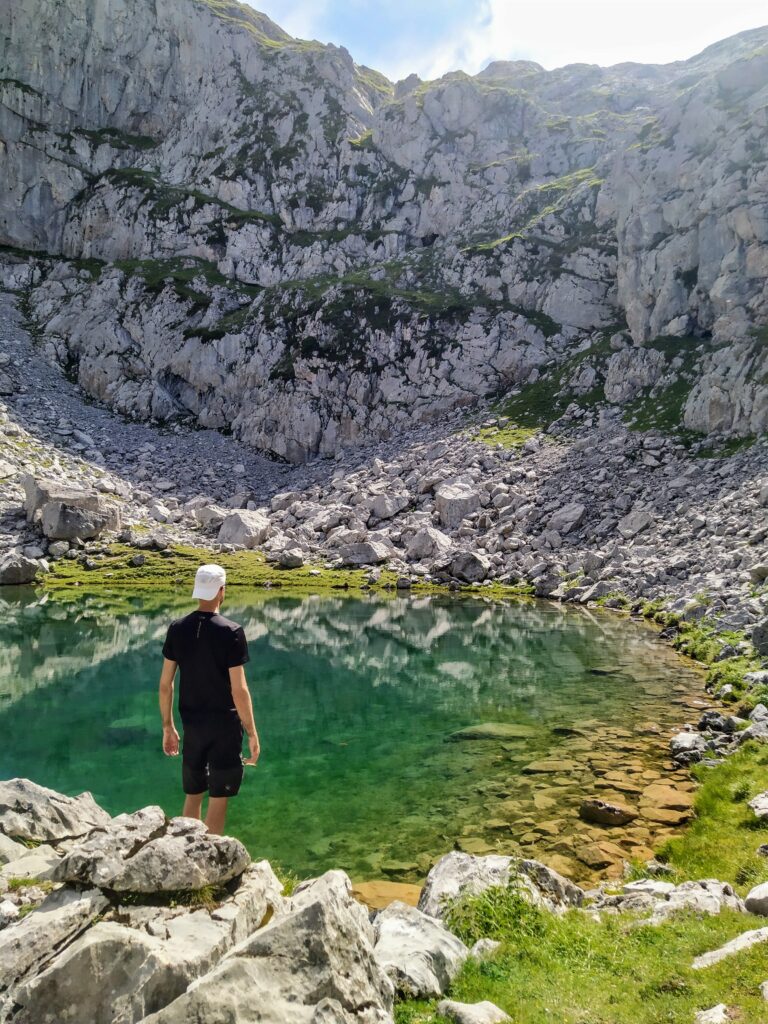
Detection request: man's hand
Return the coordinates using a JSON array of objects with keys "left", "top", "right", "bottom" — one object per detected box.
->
[
  {"left": 163, "top": 725, "right": 180, "bottom": 756},
  {"left": 244, "top": 731, "right": 260, "bottom": 766}
]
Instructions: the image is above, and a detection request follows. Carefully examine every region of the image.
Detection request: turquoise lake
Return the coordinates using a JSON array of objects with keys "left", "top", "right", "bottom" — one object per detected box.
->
[{"left": 0, "top": 589, "right": 705, "bottom": 882}]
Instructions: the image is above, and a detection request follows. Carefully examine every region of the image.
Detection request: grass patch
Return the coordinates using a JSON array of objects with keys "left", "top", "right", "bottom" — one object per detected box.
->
[
  {"left": 659, "top": 743, "right": 768, "bottom": 891},
  {"left": 117, "top": 883, "right": 227, "bottom": 910},
  {"left": 474, "top": 424, "right": 539, "bottom": 449},
  {"left": 397, "top": 904, "right": 768, "bottom": 1024},
  {"left": 6, "top": 877, "right": 55, "bottom": 892}
]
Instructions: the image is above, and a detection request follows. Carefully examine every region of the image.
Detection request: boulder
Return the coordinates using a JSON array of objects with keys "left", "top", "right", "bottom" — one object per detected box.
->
[
  {"left": 141, "top": 870, "right": 394, "bottom": 1024},
  {"left": 748, "top": 792, "right": 768, "bottom": 820},
  {"left": 0, "top": 886, "right": 108, "bottom": 992},
  {"left": 0, "top": 899, "right": 19, "bottom": 928},
  {"left": 579, "top": 798, "right": 638, "bottom": 826},
  {"left": 373, "top": 900, "right": 468, "bottom": 998},
  {"left": 617, "top": 509, "right": 653, "bottom": 539},
  {"left": 417, "top": 852, "right": 582, "bottom": 920},
  {"left": 434, "top": 481, "right": 481, "bottom": 529},
  {"left": 369, "top": 493, "right": 409, "bottom": 520},
  {"left": 451, "top": 551, "right": 490, "bottom": 583},
  {"left": 277, "top": 547, "right": 304, "bottom": 569},
  {"left": 0, "top": 778, "right": 110, "bottom": 842},
  {"left": 448, "top": 723, "right": 538, "bottom": 742},
  {"left": 192, "top": 504, "right": 229, "bottom": 528},
  {"left": 406, "top": 526, "right": 453, "bottom": 561},
  {"left": 217, "top": 510, "right": 271, "bottom": 548},
  {"left": 54, "top": 808, "right": 250, "bottom": 892},
  {"left": 437, "top": 1000, "right": 511, "bottom": 1024},
  {"left": 338, "top": 541, "right": 390, "bottom": 566},
  {"left": 694, "top": 1006, "right": 730, "bottom": 1024},
  {"left": 547, "top": 502, "right": 586, "bottom": 535},
  {"left": 0, "top": 553, "right": 41, "bottom": 586},
  {"left": 650, "top": 880, "right": 743, "bottom": 923},
  {"left": 670, "top": 730, "right": 708, "bottom": 765},
  {"left": 745, "top": 882, "right": 768, "bottom": 916},
  {"left": 21, "top": 476, "right": 101, "bottom": 524},
  {"left": 40, "top": 501, "right": 114, "bottom": 541},
  {"left": 0, "top": 845, "right": 61, "bottom": 881},
  {"left": 692, "top": 927, "right": 768, "bottom": 969}
]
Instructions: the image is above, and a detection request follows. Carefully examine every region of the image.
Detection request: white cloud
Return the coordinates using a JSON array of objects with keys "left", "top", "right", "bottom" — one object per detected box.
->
[{"left": 410, "top": 0, "right": 768, "bottom": 80}]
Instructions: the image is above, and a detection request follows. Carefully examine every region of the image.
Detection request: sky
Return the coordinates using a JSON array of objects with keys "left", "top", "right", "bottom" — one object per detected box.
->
[{"left": 248, "top": 0, "right": 768, "bottom": 82}]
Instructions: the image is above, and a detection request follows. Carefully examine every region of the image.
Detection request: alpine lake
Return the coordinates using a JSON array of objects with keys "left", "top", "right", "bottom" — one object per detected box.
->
[{"left": 0, "top": 587, "right": 708, "bottom": 888}]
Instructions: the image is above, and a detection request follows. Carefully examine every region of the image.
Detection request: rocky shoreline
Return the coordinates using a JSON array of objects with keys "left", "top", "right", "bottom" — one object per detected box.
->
[{"left": 2, "top": 778, "right": 768, "bottom": 1024}]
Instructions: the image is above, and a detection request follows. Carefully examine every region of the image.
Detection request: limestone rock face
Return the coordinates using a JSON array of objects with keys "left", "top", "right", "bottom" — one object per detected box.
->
[
  {"left": 53, "top": 808, "right": 251, "bottom": 892},
  {"left": 1, "top": 1, "right": 765, "bottom": 458},
  {"left": 373, "top": 900, "right": 468, "bottom": 998},
  {"left": 0, "top": 778, "right": 110, "bottom": 842}
]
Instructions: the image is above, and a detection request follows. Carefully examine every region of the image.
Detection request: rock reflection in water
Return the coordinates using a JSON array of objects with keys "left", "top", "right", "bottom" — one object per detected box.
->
[{"left": 0, "top": 589, "right": 705, "bottom": 883}]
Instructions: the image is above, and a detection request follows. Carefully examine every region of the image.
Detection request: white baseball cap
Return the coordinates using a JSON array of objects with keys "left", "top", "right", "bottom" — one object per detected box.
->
[{"left": 192, "top": 563, "right": 226, "bottom": 600}]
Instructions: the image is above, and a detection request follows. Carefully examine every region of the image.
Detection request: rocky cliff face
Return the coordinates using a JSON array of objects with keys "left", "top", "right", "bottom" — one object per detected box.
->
[{"left": 1, "top": 0, "right": 766, "bottom": 460}]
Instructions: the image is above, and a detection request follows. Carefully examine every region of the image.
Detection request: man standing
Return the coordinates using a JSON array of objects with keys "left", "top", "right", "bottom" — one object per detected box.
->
[{"left": 159, "top": 564, "right": 260, "bottom": 835}]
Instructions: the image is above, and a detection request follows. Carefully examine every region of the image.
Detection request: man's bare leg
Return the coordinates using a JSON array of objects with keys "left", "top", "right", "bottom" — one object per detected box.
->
[
  {"left": 205, "top": 796, "right": 228, "bottom": 835},
  {"left": 183, "top": 792, "right": 205, "bottom": 820}
]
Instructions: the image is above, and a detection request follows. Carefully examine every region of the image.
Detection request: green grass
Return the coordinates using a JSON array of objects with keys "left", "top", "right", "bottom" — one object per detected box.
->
[
  {"left": 117, "top": 883, "right": 228, "bottom": 909},
  {"left": 473, "top": 424, "right": 539, "bottom": 449},
  {"left": 42, "top": 542, "right": 533, "bottom": 603},
  {"left": 396, "top": 904, "right": 768, "bottom": 1024},
  {"left": 6, "top": 877, "right": 55, "bottom": 892},
  {"left": 659, "top": 743, "right": 768, "bottom": 890}
]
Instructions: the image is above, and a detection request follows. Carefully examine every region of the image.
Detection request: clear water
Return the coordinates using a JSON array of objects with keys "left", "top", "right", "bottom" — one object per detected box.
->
[{"left": 0, "top": 588, "right": 703, "bottom": 881}]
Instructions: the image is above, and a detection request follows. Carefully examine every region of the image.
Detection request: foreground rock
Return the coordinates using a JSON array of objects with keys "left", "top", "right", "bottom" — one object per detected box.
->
[
  {"left": 54, "top": 807, "right": 250, "bottom": 892},
  {"left": 0, "top": 778, "right": 110, "bottom": 842},
  {"left": 373, "top": 900, "right": 468, "bottom": 998},
  {"left": 142, "top": 871, "right": 394, "bottom": 1024}
]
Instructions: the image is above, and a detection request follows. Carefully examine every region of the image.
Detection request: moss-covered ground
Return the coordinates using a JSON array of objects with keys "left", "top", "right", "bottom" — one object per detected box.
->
[{"left": 42, "top": 542, "right": 534, "bottom": 604}]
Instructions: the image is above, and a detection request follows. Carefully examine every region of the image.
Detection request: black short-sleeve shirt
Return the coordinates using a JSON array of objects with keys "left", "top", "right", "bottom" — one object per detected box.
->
[{"left": 162, "top": 610, "right": 250, "bottom": 722}]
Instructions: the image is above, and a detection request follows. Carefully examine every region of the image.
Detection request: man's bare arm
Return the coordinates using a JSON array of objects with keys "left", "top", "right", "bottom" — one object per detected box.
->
[
  {"left": 159, "top": 658, "right": 180, "bottom": 755},
  {"left": 229, "top": 665, "right": 260, "bottom": 764}
]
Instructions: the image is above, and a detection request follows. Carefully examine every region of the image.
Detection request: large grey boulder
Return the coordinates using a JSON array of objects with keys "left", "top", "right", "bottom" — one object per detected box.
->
[
  {"left": 0, "top": 778, "right": 110, "bottom": 842},
  {"left": 434, "top": 481, "right": 481, "bottom": 529},
  {"left": 547, "top": 502, "right": 586, "bottom": 535},
  {"left": 406, "top": 526, "right": 453, "bottom": 561},
  {"left": 617, "top": 508, "right": 653, "bottom": 539},
  {"left": 373, "top": 900, "right": 468, "bottom": 998},
  {"left": 437, "top": 1000, "right": 511, "bottom": 1024},
  {"left": 40, "top": 501, "right": 114, "bottom": 540},
  {"left": 21, "top": 476, "right": 102, "bottom": 524},
  {"left": 54, "top": 808, "right": 250, "bottom": 892},
  {"left": 451, "top": 551, "right": 490, "bottom": 583},
  {"left": 141, "top": 870, "right": 394, "bottom": 1024},
  {"left": 0, "top": 886, "right": 108, "bottom": 992},
  {"left": 338, "top": 541, "right": 390, "bottom": 566},
  {"left": 417, "top": 852, "right": 583, "bottom": 920},
  {"left": 217, "top": 510, "right": 271, "bottom": 548},
  {"left": 0, "top": 844, "right": 61, "bottom": 881},
  {"left": 369, "top": 493, "right": 409, "bottom": 521},
  {"left": 650, "top": 880, "right": 744, "bottom": 923},
  {"left": 8, "top": 861, "right": 284, "bottom": 1024},
  {"left": 0, "top": 553, "right": 41, "bottom": 586}
]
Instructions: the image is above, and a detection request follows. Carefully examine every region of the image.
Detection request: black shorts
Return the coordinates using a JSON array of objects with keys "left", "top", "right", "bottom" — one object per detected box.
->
[{"left": 181, "top": 714, "right": 244, "bottom": 798}]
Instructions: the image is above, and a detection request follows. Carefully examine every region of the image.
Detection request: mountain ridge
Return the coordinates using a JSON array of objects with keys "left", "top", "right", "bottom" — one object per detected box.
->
[{"left": 0, "top": 0, "right": 766, "bottom": 461}]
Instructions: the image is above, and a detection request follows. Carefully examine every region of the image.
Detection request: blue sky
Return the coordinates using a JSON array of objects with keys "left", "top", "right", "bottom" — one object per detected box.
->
[{"left": 249, "top": 0, "right": 768, "bottom": 81}]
